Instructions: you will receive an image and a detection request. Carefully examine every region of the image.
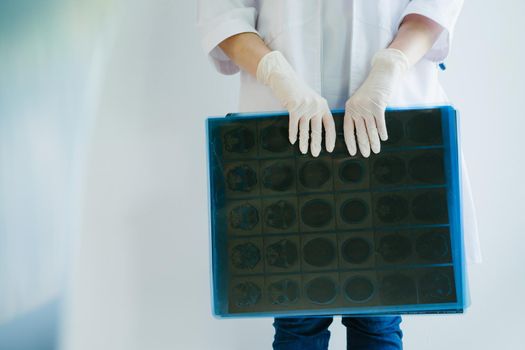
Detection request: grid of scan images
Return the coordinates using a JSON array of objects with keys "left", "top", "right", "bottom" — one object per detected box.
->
[{"left": 207, "top": 107, "right": 465, "bottom": 317}]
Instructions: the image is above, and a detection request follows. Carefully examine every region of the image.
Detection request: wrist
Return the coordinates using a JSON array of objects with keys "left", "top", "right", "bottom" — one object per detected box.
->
[
  {"left": 371, "top": 48, "right": 410, "bottom": 74},
  {"left": 256, "top": 50, "right": 310, "bottom": 105},
  {"left": 256, "top": 51, "right": 295, "bottom": 85}
]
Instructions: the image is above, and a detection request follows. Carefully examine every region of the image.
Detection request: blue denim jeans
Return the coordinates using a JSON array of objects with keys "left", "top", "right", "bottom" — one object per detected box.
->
[{"left": 272, "top": 315, "right": 402, "bottom": 350}]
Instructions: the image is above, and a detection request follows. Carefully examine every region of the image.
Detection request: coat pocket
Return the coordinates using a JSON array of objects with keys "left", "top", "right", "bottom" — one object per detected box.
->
[
  {"left": 256, "top": 0, "right": 317, "bottom": 45},
  {"left": 355, "top": 0, "right": 410, "bottom": 33}
]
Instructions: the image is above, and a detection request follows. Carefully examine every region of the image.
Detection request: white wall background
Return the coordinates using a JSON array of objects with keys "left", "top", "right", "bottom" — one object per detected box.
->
[{"left": 61, "top": 1, "right": 525, "bottom": 349}]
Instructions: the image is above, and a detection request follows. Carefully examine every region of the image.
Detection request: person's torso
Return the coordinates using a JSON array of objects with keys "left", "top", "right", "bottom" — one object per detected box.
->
[
  {"left": 239, "top": 0, "right": 448, "bottom": 113},
  {"left": 321, "top": 0, "right": 351, "bottom": 109}
]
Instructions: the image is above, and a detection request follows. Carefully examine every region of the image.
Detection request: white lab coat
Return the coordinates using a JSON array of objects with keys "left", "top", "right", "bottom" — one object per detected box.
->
[{"left": 197, "top": 0, "right": 482, "bottom": 265}]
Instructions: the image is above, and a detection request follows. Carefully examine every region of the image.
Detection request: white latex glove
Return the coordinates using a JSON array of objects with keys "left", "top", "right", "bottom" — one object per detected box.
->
[
  {"left": 256, "top": 51, "right": 336, "bottom": 157},
  {"left": 344, "top": 48, "right": 410, "bottom": 157}
]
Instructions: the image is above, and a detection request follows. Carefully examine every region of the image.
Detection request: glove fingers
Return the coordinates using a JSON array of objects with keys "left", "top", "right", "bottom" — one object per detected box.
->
[
  {"left": 288, "top": 112, "right": 300, "bottom": 144},
  {"left": 343, "top": 111, "right": 357, "bottom": 156},
  {"left": 375, "top": 110, "right": 388, "bottom": 141},
  {"left": 322, "top": 110, "right": 336, "bottom": 153},
  {"left": 354, "top": 117, "right": 370, "bottom": 158},
  {"left": 299, "top": 115, "right": 311, "bottom": 154},
  {"left": 310, "top": 114, "right": 323, "bottom": 157},
  {"left": 364, "top": 114, "right": 381, "bottom": 154}
]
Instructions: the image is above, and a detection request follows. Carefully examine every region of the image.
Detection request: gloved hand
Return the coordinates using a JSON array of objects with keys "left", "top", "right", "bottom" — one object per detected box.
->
[
  {"left": 344, "top": 48, "right": 410, "bottom": 157},
  {"left": 256, "top": 51, "right": 336, "bottom": 157}
]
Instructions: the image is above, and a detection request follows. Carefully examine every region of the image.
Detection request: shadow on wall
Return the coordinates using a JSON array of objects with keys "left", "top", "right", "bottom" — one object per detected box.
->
[
  {"left": 0, "top": 298, "right": 61, "bottom": 350},
  {"left": 0, "top": 0, "right": 118, "bottom": 348}
]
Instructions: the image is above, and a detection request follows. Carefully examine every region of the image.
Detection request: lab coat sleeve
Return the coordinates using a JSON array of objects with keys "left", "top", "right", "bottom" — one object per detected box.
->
[
  {"left": 397, "top": 0, "right": 464, "bottom": 62},
  {"left": 197, "top": 0, "right": 259, "bottom": 75}
]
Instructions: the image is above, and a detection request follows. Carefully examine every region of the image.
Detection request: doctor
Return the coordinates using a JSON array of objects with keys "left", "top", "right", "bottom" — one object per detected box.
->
[{"left": 198, "top": 1, "right": 481, "bottom": 349}]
